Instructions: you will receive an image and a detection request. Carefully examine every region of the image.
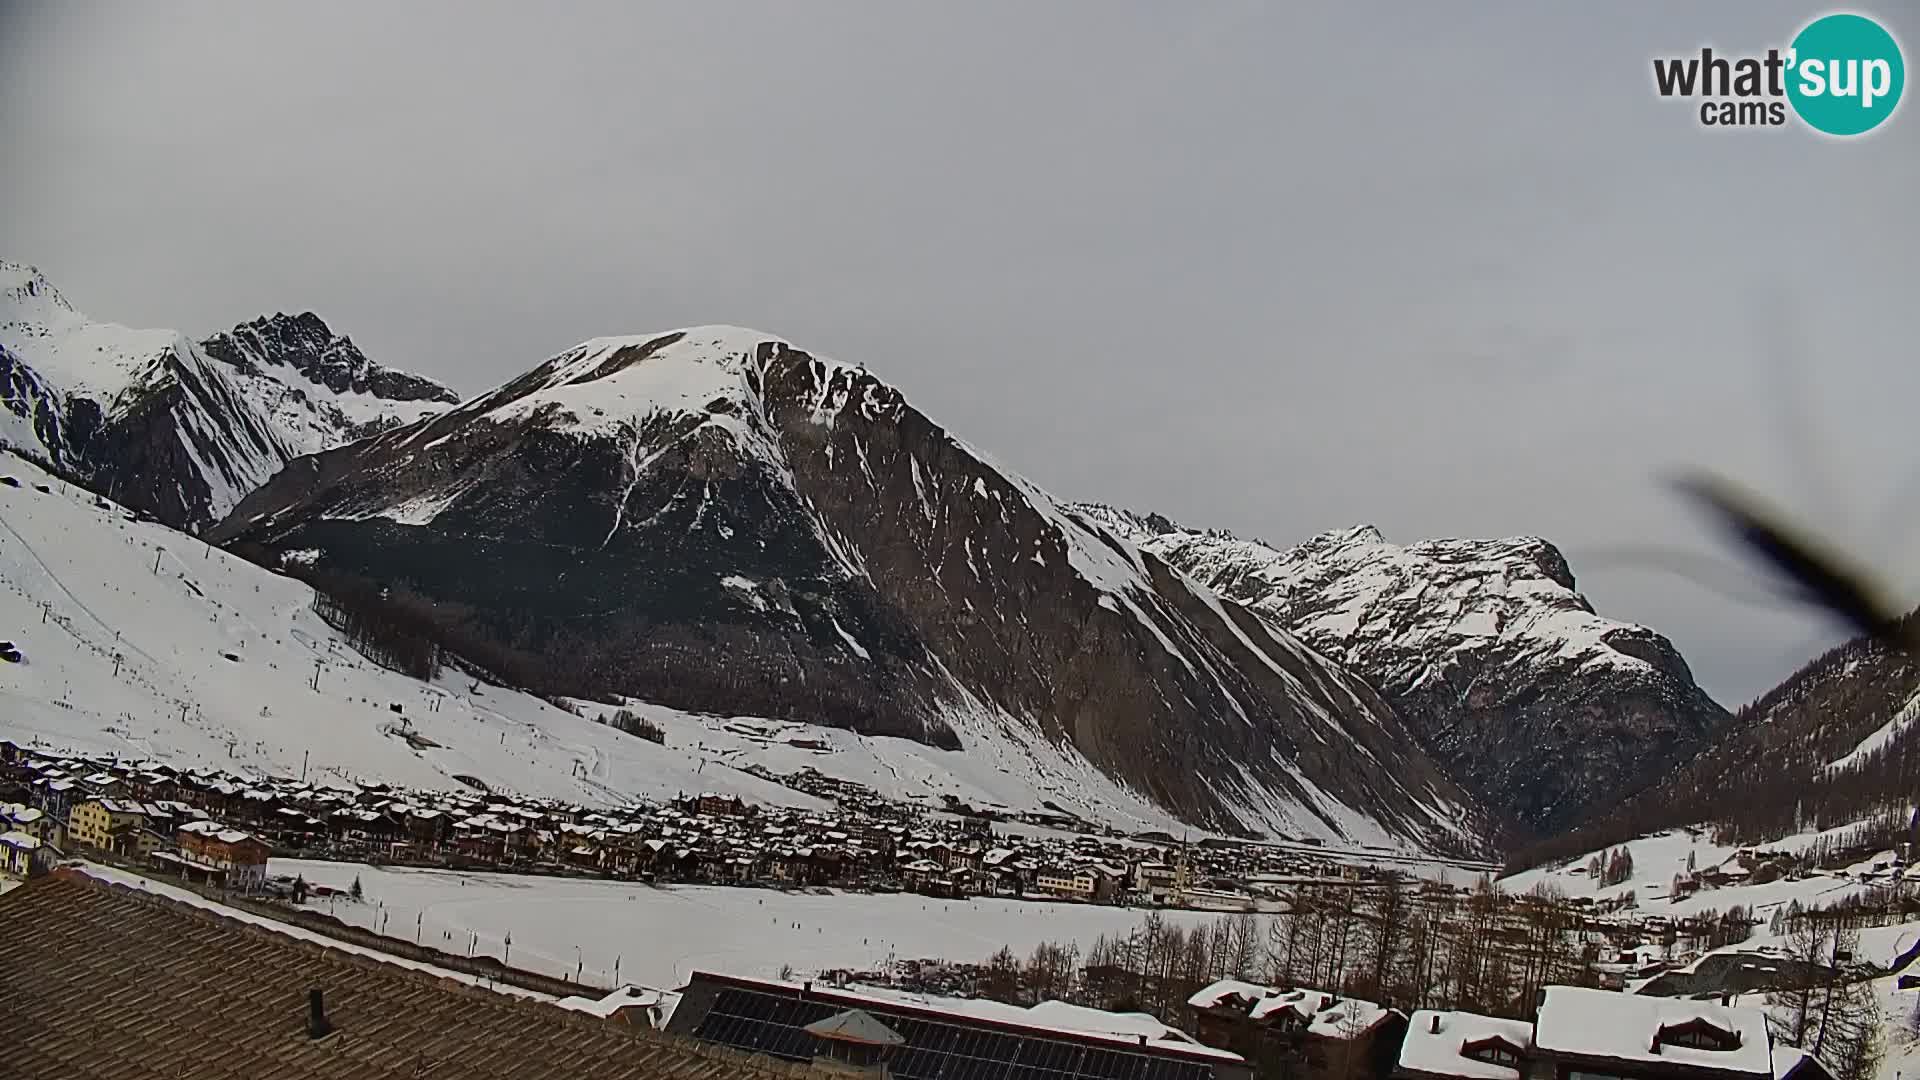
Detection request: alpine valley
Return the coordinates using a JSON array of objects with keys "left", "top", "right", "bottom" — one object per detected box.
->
[{"left": 2, "top": 260, "right": 1756, "bottom": 858}]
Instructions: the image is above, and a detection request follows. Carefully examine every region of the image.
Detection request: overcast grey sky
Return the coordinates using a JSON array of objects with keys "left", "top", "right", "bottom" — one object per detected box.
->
[{"left": 4, "top": 1, "right": 1916, "bottom": 705}]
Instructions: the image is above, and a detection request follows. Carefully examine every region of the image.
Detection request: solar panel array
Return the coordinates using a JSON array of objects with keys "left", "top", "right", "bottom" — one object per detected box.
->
[{"left": 691, "top": 987, "right": 1223, "bottom": 1080}]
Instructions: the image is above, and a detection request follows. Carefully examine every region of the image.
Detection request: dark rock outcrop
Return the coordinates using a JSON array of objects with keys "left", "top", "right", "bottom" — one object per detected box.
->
[{"left": 202, "top": 312, "right": 460, "bottom": 413}]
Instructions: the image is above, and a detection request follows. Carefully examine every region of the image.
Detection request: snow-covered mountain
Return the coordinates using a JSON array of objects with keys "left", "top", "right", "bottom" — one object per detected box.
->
[
  {"left": 1070, "top": 505, "right": 1729, "bottom": 837},
  {"left": 0, "top": 451, "right": 1248, "bottom": 827},
  {"left": 212, "top": 327, "right": 1490, "bottom": 855},
  {"left": 0, "top": 260, "right": 457, "bottom": 531}
]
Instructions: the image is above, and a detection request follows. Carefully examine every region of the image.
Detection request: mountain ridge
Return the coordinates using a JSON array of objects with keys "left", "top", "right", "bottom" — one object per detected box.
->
[
  {"left": 1069, "top": 501, "right": 1731, "bottom": 836},
  {"left": 0, "top": 260, "right": 459, "bottom": 532}
]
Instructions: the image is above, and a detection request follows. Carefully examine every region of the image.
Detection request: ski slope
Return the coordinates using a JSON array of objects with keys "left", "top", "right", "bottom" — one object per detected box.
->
[{"left": 0, "top": 451, "right": 1220, "bottom": 829}]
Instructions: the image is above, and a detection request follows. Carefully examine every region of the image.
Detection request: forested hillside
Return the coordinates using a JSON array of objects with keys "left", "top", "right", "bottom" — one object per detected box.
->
[{"left": 1509, "top": 608, "right": 1920, "bottom": 873}]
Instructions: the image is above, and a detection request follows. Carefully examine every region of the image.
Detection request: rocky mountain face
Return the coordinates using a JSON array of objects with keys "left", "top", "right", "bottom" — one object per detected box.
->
[
  {"left": 213, "top": 326, "right": 1489, "bottom": 854},
  {"left": 1070, "top": 505, "right": 1730, "bottom": 837},
  {"left": 201, "top": 312, "right": 460, "bottom": 442},
  {"left": 1512, "top": 607, "right": 1920, "bottom": 869},
  {"left": 0, "top": 260, "right": 457, "bottom": 532}
]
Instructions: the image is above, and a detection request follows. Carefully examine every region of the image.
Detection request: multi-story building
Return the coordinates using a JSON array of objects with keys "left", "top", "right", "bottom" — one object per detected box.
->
[
  {"left": 0, "top": 830, "right": 52, "bottom": 880},
  {"left": 177, "top": 821, "right": 271, "bottom": 890},
  {"left": 1188, "top": 980, "right": 1404, "bottom": 1080},
  {"left": 68, "top": 798, "right": 156, "bottom": 856}
]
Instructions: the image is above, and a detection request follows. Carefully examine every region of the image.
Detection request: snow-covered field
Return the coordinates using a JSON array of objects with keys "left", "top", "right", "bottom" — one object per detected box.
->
[
  {"left": 276, "top": 857, "right": 1244, "bottom": 992},
  {"left": 0, "top": 453, "right": 1234, "bottom": 833}
]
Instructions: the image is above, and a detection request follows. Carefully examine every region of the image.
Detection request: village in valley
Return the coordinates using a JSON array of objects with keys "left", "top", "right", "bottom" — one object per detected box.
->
[
  {"left": 4, "top": 730, "right": 1916, "bottom": 1080},
  {"left": 0, "top": 734, "right": 1446, "bottom": 910}
]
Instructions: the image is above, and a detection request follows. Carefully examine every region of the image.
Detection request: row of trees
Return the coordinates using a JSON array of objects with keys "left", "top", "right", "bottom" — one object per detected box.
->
[
  {"left": 960, "top": 882, "right": 1888, "bottom": 1080},
  {"left": 1766, "top": 908, "right": 1884, "bottom": 1080},
  {"left": 306, "top": 571, "right": 444, "bottom": 681},
  {"left": 605, "top": 708, "right": 666, "bottom": 744},
  {"left": 978, "top": 876, "right": 1594, "bottom": 1026},
  {"left": 1587, "top": 846, "right": 1635, "bottom": 887}
]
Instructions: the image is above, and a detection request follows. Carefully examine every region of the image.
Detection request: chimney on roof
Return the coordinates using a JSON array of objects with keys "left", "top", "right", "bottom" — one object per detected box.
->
[
  {"left": 1138, "top": 1035, "right": 1148, "bottom": 1046},
  {"left": 1430, "top": 1014, "right": 1441, "bottom": 1034},
  {"left": 308, "top": 988, "right": 334, "bottom": 1040}
]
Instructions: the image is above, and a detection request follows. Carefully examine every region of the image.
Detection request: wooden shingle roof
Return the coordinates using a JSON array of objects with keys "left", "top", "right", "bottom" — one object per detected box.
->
[{"left": 0, "top": 870, "right": 813, "bottom": 1080}]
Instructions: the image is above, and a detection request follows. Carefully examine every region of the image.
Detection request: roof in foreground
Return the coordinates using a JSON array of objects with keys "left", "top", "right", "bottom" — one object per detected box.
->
[
  {"left": 1535, "top": 985, "right": 1772, "bottom": 1077},
  {"left": 1399, "top": 1010, "right": 1535, "bottom": 1080},
  {"left": 0, "top": 869, "right": 809, "bottom": 1080},
  {"left": 667, "top": 970, "right": 1243, "bottom": 1079}
]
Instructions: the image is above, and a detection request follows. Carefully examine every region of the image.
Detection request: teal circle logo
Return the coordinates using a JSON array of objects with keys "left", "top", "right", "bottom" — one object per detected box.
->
[{"left": 1786, "top": 13, "right": 1905, "bottom": 136}]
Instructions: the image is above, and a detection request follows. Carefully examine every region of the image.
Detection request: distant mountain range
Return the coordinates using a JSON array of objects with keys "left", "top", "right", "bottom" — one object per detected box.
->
[{"left": 3, "top": 258, "right": 1782, "bottom": 856}]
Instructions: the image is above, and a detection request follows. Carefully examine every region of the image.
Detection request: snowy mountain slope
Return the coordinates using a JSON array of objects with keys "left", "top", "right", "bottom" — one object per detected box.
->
[
  {"left": 1071, "top": 504, "right": 1729, "bottom": 836},
  {"left": 214, "top": 327, "right": 1489, "bottom": 855},
  {"left": 0, "top": 451, "right": 1264, "bottom": 830},
  {"left": 0, "top": 260, "right": 457, "bottom": 531}
]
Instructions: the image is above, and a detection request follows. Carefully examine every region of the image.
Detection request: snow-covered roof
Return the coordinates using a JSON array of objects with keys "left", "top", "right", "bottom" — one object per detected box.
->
[
  {"left": 554, "top": 984, "right": 679, "bottom": 1023},
  {"left": 1400, "top": 1010, "right": 1534, "bottom": 1080},
  {"left": 1187, "top": 979, "right": 1273, "bottom": 1010},
  {"left": 1770, "top": 1044, "right": 1831, "bottom": 1080},
  {"left": 0, "top": 830, "right": 43, "bottom": 850},
  {"left": 1534, "top": 986, "right": 1770, "bottom": 1076},
  {"left": 1307, "top": 998, "right": 1390, "bottom": 1039},
  {"left": 1187, "top": 979, "right": 1385, "bottom": 1037}
]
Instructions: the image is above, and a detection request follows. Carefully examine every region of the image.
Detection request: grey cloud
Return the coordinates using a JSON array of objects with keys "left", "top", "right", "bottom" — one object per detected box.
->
[{"left": 4, "top": 0, "right": 1916, "bottom": 704}]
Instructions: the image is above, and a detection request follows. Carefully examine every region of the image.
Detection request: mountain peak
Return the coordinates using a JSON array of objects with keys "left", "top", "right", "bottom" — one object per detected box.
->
[
  {"left": 454, "top": 325, "right": 895, "bottom": 446},
  {"left": 0, "top": 260, "right": 75, "bottom": 319},
  {"left": 1064, "top": 502, "right": 1185, "bottom": 541},
  {"left": 1298, "top": 524, "right": 1388, "bottom": 554},
  {"left": 203, "top": 312, "right": 460, "bottom": 406}
]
